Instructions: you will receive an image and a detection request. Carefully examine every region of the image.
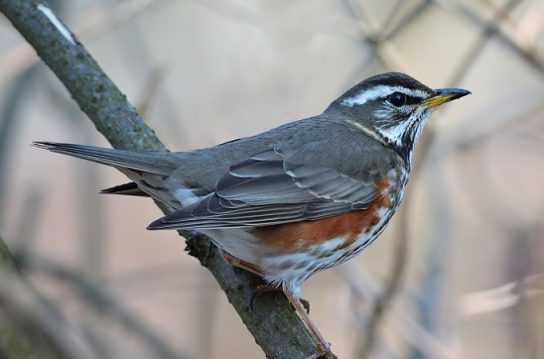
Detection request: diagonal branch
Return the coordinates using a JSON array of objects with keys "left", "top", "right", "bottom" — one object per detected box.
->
[{"left": 0, "top": 1, "right": 318, "bottom": 358}]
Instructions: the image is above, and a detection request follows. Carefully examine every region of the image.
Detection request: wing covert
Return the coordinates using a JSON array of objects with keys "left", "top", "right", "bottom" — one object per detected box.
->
[{"left": 149, "top": 135, "right": 397, "bottom": 230}]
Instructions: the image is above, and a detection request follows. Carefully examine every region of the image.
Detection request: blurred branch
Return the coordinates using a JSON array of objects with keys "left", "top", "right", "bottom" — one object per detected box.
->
[
  {"left": 12, "top": 186, "right": 45, "bottom": 266},
  {"left": 339, "top": 263, "right": 453, "bottom": 359},
  {"left": 0, "top": 234, "right": 18, "bottom": 272},
  {"left": 0, "top": 67, "right": 38, "bottom": 225},
  {"left": 0, "top": 266, "right": 94, "bottom": 359},
  {"left": 408, "top": 61, "right": 486, "bottom": 356},
  {"left": 340, "top": 0, "right": 411, "bottom": 74},
  {"left": 384, "top": 0, "right": 432, "bottom": 40},
  {"left": 0, "top": 1, "right": 319, "bottom": 358},
  {"left": 17, "top": 253, "right": 184, "bottom": 359},
  {"left": 0, "top": 234, "right": 70, "bottom": 358},
  {"left": 385, "top": 15, "right": 526, "bottom": 351},
  {"left": 447, "top": 0, "right": 523, "bottom": 85},
  {"left": 357, "top": 192, "right": 410, "bottom": 358},
  {"left": 433, "top": 0, "right": 544, "bottom": 76},
  {"left": 341, "top": 2, "right": 434, "bottom": 356},
  {"left": 0, "top": 0, "right": 173, "bottom": 87},
  {"left": 409, "top": 174, "right": 450, "bottom": 359},
  {"left": 4, "top": 227, "right": 181, "bottom": 359}
]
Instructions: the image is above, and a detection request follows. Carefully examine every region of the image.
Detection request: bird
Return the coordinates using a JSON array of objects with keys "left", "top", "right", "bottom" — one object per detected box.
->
[{"left": 34, "top": 72, "right": 470, "bottom": 358}]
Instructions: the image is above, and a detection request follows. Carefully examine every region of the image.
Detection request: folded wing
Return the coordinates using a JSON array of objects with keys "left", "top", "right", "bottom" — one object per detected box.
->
[{"left": 148, "top": 136, "right": 394, "bottom": 230}]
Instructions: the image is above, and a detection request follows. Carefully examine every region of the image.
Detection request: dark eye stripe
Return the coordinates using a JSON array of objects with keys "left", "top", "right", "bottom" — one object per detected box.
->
[
  {"left": 375, "top": 94, "right": 423, "bottom": 106},
  {"left": 400, "top": 95, "right": 421, "bottom": 105}
]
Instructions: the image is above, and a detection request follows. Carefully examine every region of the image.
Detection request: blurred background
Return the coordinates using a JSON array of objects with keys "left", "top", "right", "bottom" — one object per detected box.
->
[{"left": 1, "top": 0, "right": 543, "bottom": 358}]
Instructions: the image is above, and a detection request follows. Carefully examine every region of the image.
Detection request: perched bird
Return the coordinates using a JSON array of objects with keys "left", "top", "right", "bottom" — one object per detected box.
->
[{"left": 35, "top": 72, "right": 470, "bottom": 358}]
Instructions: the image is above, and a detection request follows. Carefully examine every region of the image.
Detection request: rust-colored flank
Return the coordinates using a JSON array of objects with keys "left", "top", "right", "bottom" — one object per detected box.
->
[{"left": 255, "top": 177, "right": 393, "bottom": 252}]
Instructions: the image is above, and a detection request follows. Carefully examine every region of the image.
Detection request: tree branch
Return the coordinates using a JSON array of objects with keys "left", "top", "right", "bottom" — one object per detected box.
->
[
  {"left": 0, "top": 234, "right": 19, "bottom": 272},
  {"left": 0, "top": 1, "right": 317, "bottom": 357}
]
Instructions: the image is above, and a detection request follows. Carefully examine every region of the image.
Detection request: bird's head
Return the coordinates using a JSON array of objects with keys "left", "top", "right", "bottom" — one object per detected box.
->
[{"left": 327, "top": 72, "right": 470, "bottom": 160}]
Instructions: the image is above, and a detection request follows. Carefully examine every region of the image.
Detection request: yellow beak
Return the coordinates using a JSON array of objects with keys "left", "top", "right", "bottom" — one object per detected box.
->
[{"left": 423, "top": 88, "right": 471, "bottom": 108}]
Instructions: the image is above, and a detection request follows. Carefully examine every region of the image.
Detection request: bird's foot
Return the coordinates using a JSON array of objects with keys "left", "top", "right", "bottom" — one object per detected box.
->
[
  {"left": 251, "top": 285, "right": 333, "bottom": 357},
  {"left": 307, "top": 343, "right": 336, "bottom": 359},
  {"left": 282, "top": 288, "right": 336, "bottom": 359}
]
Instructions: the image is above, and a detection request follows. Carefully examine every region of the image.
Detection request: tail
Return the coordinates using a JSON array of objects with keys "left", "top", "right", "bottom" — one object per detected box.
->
[
  {"left": 100, "top": 182, "right": 149, "bottom": 197},
  {"left": 33, "top": 141, "right": 177, "bottom": 177}
]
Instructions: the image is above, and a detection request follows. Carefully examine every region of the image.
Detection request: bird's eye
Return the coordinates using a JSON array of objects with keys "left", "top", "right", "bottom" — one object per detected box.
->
[{"left": 387, "top": 92, "right": 406, "bottom": 107}]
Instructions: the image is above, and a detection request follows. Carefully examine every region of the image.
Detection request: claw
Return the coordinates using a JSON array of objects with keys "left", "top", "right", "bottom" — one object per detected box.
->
[
  {"left": 307, "top": 345, "right": 336, "bottom": 359},
  {"left": 250, "top": 285, "right": 334, "bottom": 356},
  {"left": 300, "top": 298, "right": 311, "bottom": 314},
  {"left": 305, "top": 340, "right": 335, "bottom": 359},
  {"left": 282, "top": 288, "right": 336, "bottom": 358}
]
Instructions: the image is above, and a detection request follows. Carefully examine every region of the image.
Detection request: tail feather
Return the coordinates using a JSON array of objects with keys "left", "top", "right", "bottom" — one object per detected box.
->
[
  {"left": 100, "top": 182, "right": 150, "bottom": 197},
  {"left": 33, "top": 141, "right": 176, "bottom": 176}
]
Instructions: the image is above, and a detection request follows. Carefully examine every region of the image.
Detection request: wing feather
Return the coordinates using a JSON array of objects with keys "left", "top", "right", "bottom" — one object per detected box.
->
[{"left": 148, "top": 135, "right": 397, "bottom": 230}]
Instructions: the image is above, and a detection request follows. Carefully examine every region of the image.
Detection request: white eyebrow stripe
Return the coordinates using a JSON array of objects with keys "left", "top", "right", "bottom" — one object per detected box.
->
[{"left": 340, "top": 85, "right": 429, "bottom": 107}]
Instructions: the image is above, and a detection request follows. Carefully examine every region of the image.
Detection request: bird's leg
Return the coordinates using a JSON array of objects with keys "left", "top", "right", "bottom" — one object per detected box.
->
[
  {"left": 283, "top": 287, "right": 336, "bottom": 359},
  {"left": 222, "top": 250, "right": 330, "bottom": 356},
  {"left": 221, "top": 250, "right": 264, "bottom": 276},
  {"left": 222, "top": 252, "right": 304, "bottom": 309},
  {"left": 222, "top": 250, "right": 311, "bottom": 313}
]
